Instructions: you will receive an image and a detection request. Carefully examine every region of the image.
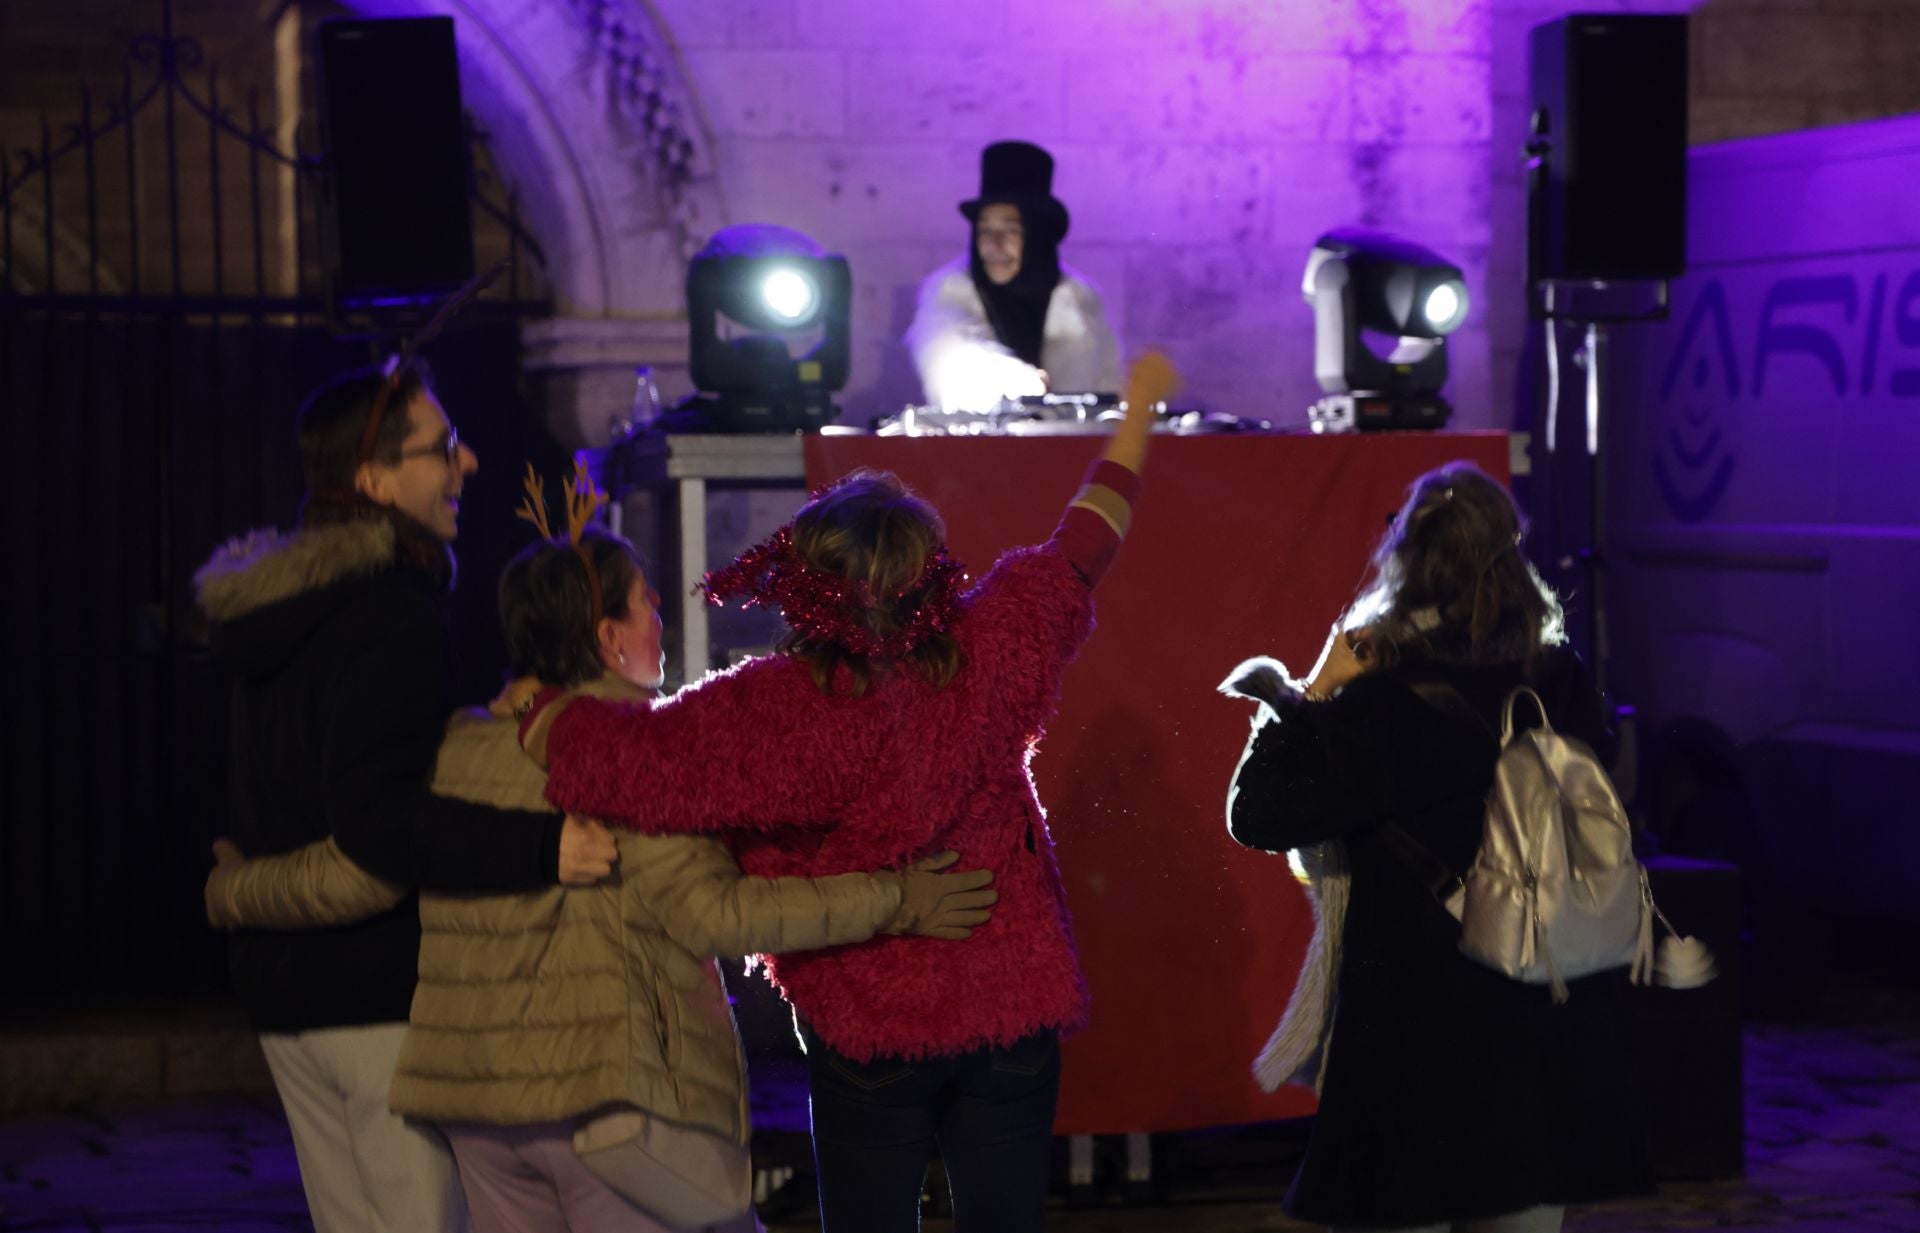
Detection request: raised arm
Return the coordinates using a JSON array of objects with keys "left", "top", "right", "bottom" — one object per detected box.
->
[
  {"left": 206, "top": 837, "right": 406, "bottom": 930},
  {"left": 953, "top": 352, "right": 1179, "bottom": 733},
  {"left": 1102, "top": 349, "right": 1173, "bottom": 475},
  {"left": 1037, "top": 349, "right": 1178, "bottom": 587}
]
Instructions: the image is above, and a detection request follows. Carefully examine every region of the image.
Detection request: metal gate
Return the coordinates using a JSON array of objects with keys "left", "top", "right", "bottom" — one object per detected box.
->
[{"left": 0, "top": 0, "right": 554, "bottom": 1001}]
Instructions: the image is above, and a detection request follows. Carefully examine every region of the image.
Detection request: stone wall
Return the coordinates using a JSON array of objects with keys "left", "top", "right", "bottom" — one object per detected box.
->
[
  {"left": 653, "top": 0, "right": 1499, "bottom": 427},
  {"left": 1689, "top": 0, "right": 1920, "bottom": 145},
  {"left": 1485, "top": 0, "right": 1920, "bottom": 434},
  {"left": 9, "top": 0, "right": 1920, "bottom": 437},
  {"left": 651, "top": 0, "right": 1920, "bottom": 432}
]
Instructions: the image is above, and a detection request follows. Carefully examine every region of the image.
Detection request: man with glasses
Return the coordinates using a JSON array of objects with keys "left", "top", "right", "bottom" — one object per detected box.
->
[{"left": 194, "top": 365, "right": 617, "bottom": 1233}]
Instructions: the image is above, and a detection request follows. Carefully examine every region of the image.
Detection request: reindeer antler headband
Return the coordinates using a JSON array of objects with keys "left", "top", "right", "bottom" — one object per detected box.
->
[
  {"left": 354, "top": 258, "right": 512, "bottom": 467},
  {"left": 516, "top": 458, "right": 612, "bottom": 627}
]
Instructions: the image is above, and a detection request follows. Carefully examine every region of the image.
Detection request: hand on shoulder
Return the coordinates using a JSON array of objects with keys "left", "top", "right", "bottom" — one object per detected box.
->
[
  {"left": 1303, "top": 624, "right": 1377, "bottom": 700},
  {"left": 489, "top": 675, "right": 542, "bottom": 719}
]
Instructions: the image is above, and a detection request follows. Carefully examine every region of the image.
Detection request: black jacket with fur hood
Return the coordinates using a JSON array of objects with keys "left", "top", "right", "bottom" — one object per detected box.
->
[{"left": 195, "top": 517, "right": 563, "bottom": 1032}]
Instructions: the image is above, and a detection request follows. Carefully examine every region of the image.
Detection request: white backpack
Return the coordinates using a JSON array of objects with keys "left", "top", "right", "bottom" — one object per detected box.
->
[{"left": 1449, "top": 686, "right": 1657, "bottom": 1000}]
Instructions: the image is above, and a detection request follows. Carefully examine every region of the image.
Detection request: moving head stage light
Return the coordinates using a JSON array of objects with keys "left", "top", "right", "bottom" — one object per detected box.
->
[
  {"left": 677, "top": 224, "right": 851, "bottom": 433},
  {"left": 1304, "top": 227, "right": 1469, "bottom": 433}
]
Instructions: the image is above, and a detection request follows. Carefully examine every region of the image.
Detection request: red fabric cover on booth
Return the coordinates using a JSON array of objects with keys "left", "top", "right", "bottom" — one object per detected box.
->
[{"left": 805, "top": 432, "right": 1510, "bottom": 1134}]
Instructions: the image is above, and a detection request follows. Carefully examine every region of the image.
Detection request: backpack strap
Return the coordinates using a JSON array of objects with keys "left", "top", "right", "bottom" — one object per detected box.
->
[
  {"left": 1393, "top": 674, "right": 1495, "bottom": 919},
  {"left": 1405, "top": 675, "right": 1557, "bottom": 749},
  {"left": 1377, "top": 822, "right": 1465, "bottom": 915},
  {"left": 1403, "top": 674, "right": 1499, "bottom": 746},
  {"left": 1501, "top": 686, "right": 1553, "bottom": 742}
]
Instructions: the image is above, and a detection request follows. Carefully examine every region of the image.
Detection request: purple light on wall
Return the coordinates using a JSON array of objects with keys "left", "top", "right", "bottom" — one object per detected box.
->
[{"left": 1607, "top": 115, "right": 1920, "bottom": 932}]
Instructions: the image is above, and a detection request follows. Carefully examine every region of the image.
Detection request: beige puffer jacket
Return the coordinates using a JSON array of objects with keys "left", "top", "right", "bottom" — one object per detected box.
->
[{"left": 206, "top": 675, "right": 904, "bottom": 1140}]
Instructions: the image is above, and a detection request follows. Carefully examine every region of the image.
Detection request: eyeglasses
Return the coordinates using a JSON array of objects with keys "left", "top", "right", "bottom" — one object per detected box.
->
[{"left": 397, "top": 427, "right": 461, "bottom": 465}]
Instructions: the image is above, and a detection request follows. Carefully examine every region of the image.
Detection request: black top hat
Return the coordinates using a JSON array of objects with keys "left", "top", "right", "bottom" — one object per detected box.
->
[{"left": 959, "top": 141, "right": 1070, "bottom": 242}]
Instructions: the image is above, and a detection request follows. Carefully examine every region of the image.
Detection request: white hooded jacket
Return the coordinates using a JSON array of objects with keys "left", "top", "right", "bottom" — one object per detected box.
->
[{"left": 905, "top": 256, "right": 1122, "bottom": 412}]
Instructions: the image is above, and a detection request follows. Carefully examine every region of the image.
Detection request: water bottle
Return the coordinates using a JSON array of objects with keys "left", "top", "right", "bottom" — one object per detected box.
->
[{"left": 610, "top": 365, "right": 664, "bottom": 443}]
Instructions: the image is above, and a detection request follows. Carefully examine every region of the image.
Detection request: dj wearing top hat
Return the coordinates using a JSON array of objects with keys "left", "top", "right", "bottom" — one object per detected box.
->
[{"left": 906, "top": 140, "right": 1122, "bottom": 412}]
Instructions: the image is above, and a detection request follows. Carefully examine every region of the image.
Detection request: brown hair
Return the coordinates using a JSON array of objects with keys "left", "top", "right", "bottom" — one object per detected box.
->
[
  {"left": 780, "top": 470, "right": 961, "bottom": 697},
  {"left": 1344, "top": 461, "right": 1565, "bottom": 668},
  {"left": 296, "top": 366, "right": 425, "bottom": 501},
  {"left": 293, "top": 365, "right": 453, "bottom": 584},
  {"left": 498, "top": 528, "right": 644, "bottom": 688}
]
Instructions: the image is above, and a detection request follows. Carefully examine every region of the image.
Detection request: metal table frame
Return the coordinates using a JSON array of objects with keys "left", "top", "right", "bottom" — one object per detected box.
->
[
  {"left": 585, "top": 430, "right": 1531, "bottom": 688},
  {"left": 586, "top": 433, "right": 807, "bottom": 686}
]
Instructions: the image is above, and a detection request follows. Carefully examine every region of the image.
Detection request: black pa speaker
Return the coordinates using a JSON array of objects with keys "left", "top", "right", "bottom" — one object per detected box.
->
[
  {"left": 316, "top": 18, "right": 474, "bottom": 307},
  {"left": 1528, "top": 14, "right": 1688, "bottom": 283}
]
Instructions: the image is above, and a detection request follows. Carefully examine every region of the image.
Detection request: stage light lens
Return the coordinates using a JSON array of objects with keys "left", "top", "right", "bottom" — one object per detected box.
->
[
  {"left": 762, "top": 268, "right": 816, "bottom": 322},
  {"left": 1423, "top": 281, "right": 1467, "bottom": 334}
]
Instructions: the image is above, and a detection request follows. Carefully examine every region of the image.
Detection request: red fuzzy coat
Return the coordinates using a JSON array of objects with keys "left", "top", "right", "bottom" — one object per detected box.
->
[{"left": 544, "top": 463, "right": 1136, "bottom": 1061}]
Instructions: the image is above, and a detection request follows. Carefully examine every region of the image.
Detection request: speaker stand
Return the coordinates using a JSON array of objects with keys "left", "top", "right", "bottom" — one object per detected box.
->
[{"left": 1578, "top": 320, "right": 1610, "bottom": 698}]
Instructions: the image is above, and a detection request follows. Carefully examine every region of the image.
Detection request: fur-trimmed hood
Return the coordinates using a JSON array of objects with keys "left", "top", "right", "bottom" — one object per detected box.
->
[
  {"left": 1219, "top": 655, "right": 1297, "bottom": 715},
  {"left": 194, "top": 520, "right": 405, "bottom": 681},
  {"left": 195, "top": 520, "right": 397, "bottom": 623}
]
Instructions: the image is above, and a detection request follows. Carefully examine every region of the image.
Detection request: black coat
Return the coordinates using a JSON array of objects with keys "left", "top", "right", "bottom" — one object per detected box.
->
[
  {"left": 1228, "top": 648, "right": 1654, "bottom": 1227},
  {"left": 196, "top": 518, "right": 563, "bottom": 1032}
]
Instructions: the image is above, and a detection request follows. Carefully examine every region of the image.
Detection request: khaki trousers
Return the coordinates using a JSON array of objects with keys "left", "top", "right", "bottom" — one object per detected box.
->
[
  {"left": 446, "top": 1120, "right": 763, "bottom": 1233},
  {"left": 259, "top": 1022, "right": 468, "bottom": 1233}
]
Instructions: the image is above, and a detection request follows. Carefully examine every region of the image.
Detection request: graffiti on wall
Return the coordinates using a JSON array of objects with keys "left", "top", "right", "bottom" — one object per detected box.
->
[{"left": 1652, "top": 267, "right": 1920, "bottom": 522}]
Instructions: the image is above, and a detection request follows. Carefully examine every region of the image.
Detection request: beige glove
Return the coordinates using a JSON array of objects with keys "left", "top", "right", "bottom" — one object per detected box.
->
[{"left": 883, "top": 851, "right": 997, "bottom": 940}]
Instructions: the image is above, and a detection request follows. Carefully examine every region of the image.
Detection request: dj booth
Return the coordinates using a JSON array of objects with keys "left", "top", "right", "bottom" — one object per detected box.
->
[{"left": 597, "top": 428, "right": 1514, "bottom": 1134}]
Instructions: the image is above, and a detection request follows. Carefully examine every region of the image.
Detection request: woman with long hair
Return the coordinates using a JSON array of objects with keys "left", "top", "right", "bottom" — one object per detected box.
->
[
  {"left": 1221, "top": 461, "right": 1653, "bottom": 1233},
  {"left": 520, "top": 355, "right": 1177, "bottom": 1232}
]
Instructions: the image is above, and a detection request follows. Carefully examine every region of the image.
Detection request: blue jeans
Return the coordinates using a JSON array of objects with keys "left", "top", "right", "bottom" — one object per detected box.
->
[{"left": 802, "top": 1024, "right": 1060, "bottom": 1233}]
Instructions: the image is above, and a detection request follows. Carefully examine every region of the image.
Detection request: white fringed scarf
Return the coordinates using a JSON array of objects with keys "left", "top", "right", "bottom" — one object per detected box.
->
[
  {"left": 1221, "top": 657, "right": 1350, "bottom": 1094},
  {"left": 1252, "top": 838, "right": 1347, "bottom": 1093}
]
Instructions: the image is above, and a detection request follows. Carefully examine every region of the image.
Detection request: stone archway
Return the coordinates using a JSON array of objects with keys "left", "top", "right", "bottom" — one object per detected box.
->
[{"left": 343, "top": 0, "right": 726, "bottom": 444}]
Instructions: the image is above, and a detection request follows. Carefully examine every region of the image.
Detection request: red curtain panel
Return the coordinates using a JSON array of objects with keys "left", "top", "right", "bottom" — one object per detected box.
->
[{"left": 806, "top": 432, "right": 1511, "bottom": 1133}]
